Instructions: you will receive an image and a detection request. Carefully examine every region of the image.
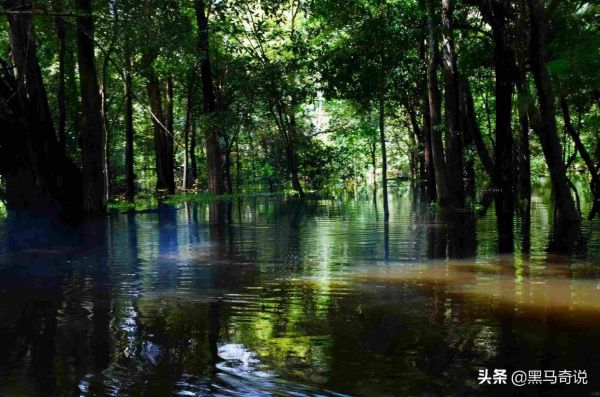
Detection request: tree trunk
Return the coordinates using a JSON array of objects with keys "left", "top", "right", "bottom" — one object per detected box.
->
[
  {"left": 517, "top": 82, "right": 531, "bottom": 202},
  {"left": 124, "top": 44, "right": 135, "bottom": 203},
  {"left": 1, "top": 0, "right": 82, "bottom": 218},
  {"left": 183, "top": 74, "right": 195, "bottom": 189},
  {"left": 75, "top": 0, "right": 107, "bottom": 214},
  {"left": 441, "top": 0, "right": 464, "bottom": 205},
  {"left": 164, "top": 77, "right": 175, "bottom": 194},
  {"left": 560, "top": 96, "right": 600, "bottom": 219},
  {"left": 146, "top": 71, "right": 170, "bottom": 194},
  {"left": 195, "top": 0, "right": 226, "bottom": 195},
  {"left": 286, "top": 111, "right": 305, "bottom": 197},
  {"left": 190, "top": 120, "right": 198, "bottom": 186},
  {"left": 425, "top": 0, "right": 450, "bottom": 205},
  {"left": 479, "top": 0, "right": 518, "bottom": 251},
  {"left": 53, "top": 0, "right": 67, "bottom": 152},
  {"left": 379, "top": 94, "right": 389, "bottom": 220},
  {"left": 528, "top": 0, "right": 579, "bottom": 224},
  {"left": 459, "top": 78, "right": 494, "bottom": 179}
]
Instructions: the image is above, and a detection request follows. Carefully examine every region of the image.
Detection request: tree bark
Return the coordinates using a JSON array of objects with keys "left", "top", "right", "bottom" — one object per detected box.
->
[
  {"left": 183, "top": 73, "right": 195, "bottom": 189},
  {"left": 441, "top": 0, "right": 464, "bottom": 205},
  {"left": 124, "top": 43, "right": 135, "bottom": 203},
  {"left": 75, "top": 0, "right": 107, "bottom": 214},
  {"left": 53, "top": 0, "right": 67, "bottom": 152},
  {"left": 146, "top": 70, "right": 171, "bottom": 195},
  {"left": 478, "top": 0, "right": 518, "bottom": 251},
  {"left": 560, "top": 96, "right": 600, "bottom": 219},
  {"left": 528, "top": 0, "right": 580, "bottom": 224},
  {"left": 425, "top": 0, "right": 451, "bottom": 205},
  {"left": 379, "top": 94, "right": 389, "bottom": 220},
  {"left": 164, "top": 77, "right": 175, "bottom": 194},
  {"left": 195, "top": 0, "right": 227, "bottom": 195},
  {"left": 517, "top": 82, "right": 531, "bottom": 202}
]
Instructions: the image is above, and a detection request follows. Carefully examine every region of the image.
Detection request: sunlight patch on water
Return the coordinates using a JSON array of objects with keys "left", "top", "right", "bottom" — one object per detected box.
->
[{"left": 353, "top": 259, "right": 600, "bottom": 318}]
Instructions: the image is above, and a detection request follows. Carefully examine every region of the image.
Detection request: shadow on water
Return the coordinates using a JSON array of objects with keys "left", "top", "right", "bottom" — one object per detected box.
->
[{"left": 1, "top": 190, "right": 600, "bottom": 395}]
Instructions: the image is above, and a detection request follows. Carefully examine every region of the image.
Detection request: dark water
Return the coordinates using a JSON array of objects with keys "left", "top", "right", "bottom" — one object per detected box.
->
[{"left": 2, "top": 188, "right": 600, "bottom": 396}]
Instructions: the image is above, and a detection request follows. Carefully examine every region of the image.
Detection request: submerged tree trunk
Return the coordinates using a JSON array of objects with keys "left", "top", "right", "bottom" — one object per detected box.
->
[
  {"left": 425, "top": 0, "right": 450, "bottom": 205},
  {"left": 75, "top": 0, "right": 107, "bottom": 214},
  {"left": 441, "top": 0, "right": 464, "bottom": 205},
  {"left": 528, "top": 0, "right": 579, "bottom": 224},
  {"left": 379, "top": 94, "right": 389, "bottom": 220},
  {"left": 195, "top": 0, "right": 226, "bottom": 195},
  {"left": 479, "top": 0, "right": 518, "bottom": 251}
]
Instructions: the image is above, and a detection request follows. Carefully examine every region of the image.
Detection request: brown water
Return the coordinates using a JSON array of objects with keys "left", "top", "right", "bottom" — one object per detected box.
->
[{"left": 1, "top": 189, "right": 600, "bottom": 396}]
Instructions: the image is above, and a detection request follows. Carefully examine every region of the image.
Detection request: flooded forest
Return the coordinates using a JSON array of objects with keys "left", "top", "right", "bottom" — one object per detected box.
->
[{"left": 0, "top": 0, "right": 599, "bottom": 396}]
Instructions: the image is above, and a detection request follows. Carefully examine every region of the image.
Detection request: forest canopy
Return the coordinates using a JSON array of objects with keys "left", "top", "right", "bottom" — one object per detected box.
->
[{"left": 0, "top": 0, "right": 598, "bottom": 235}]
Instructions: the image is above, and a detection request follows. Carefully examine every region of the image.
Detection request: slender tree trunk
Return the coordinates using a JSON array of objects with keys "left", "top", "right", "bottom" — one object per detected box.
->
[
  {"left": 417, "top": 22, "right": 436, "bottom": 201},
  {"left": 190, "top": 120, "right": 198, "bottom": 186},
  {"left": 517, "top": 82, "right": 531, "bottom": 202},
  {"left": 560, "top": 96, "right": 600, "bottom": 219},
  {"left": 425, "top": 0, "right": 450, "bottom": 205},
  {"left": 75, "top": 0, "right": 107, "bottom": 214},
  {"left": 528, "top": 0, "right": 579, "bottom": 224},
  {"left": 408, "top": 106, "right": 425, "bottom": 183},
  {"left": 53, "top": 0, "right": 67, "bottom": 152},
  {"left": 183, "top": 74, "right": 194, "bottom": 189},
  {"left": 457, "top": 81, "right": 476, "bottom": 197},
  {"left": 422, "top": 93, "right": 436, "bottom": 200},
  {"left": 195, "top": 0, "right": 226, "bottom": 195},
  {"left": 379, "top": 94, "right": 389, "bottom": 220},
  {"left": 441, "top": 0, "right": 464, "bottom": 205},
  {"left": 146, "top": 71, "right": 169, "bottom": 194},
  {"left": 459, "top": 78, "right": 494, "bottom": 179},
  {"left": 165, "top": 77, "right": 175, "bottom": 194},
  {"left": 124, "top": 44, "right": 135, "bottom": 203},
  {"left": 286, "top": 111, "right": 305, "bottom": 197}
]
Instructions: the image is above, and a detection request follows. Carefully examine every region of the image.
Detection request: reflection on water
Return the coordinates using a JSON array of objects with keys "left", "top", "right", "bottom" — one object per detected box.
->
[{"left": 1, "top": 189, "right": 600, "bottom": 396}]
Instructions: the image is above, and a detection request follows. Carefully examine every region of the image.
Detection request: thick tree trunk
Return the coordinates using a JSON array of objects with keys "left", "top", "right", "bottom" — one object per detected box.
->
[
  {"left": 195, "top": 0, "right": 226, "bottom": 195},
  {"left": 441, "top": 0, "right": 464, "bottom": 205},
  {"left": 124, "top": 45, "right": 135, "bottom": 203},
  {"left": 528, "top": 0, "right": 579, "bottom": 224},
  {"left": 4, "top": 0, "right": 54, "bottom": 137},
  {"left": 479, "top": 0, "right": 518, "bottom": 251},
  {"left": 425, "top": 0, "right": 451, "bottom": 205},
  {"left": 75, "top": 0, "right": 107, "bottom": 214}
]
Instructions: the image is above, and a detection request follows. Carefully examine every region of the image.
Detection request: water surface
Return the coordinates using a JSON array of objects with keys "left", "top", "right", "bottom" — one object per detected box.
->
[{"left": 1, "top": 190, "right": 600, "bottom": 396}]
